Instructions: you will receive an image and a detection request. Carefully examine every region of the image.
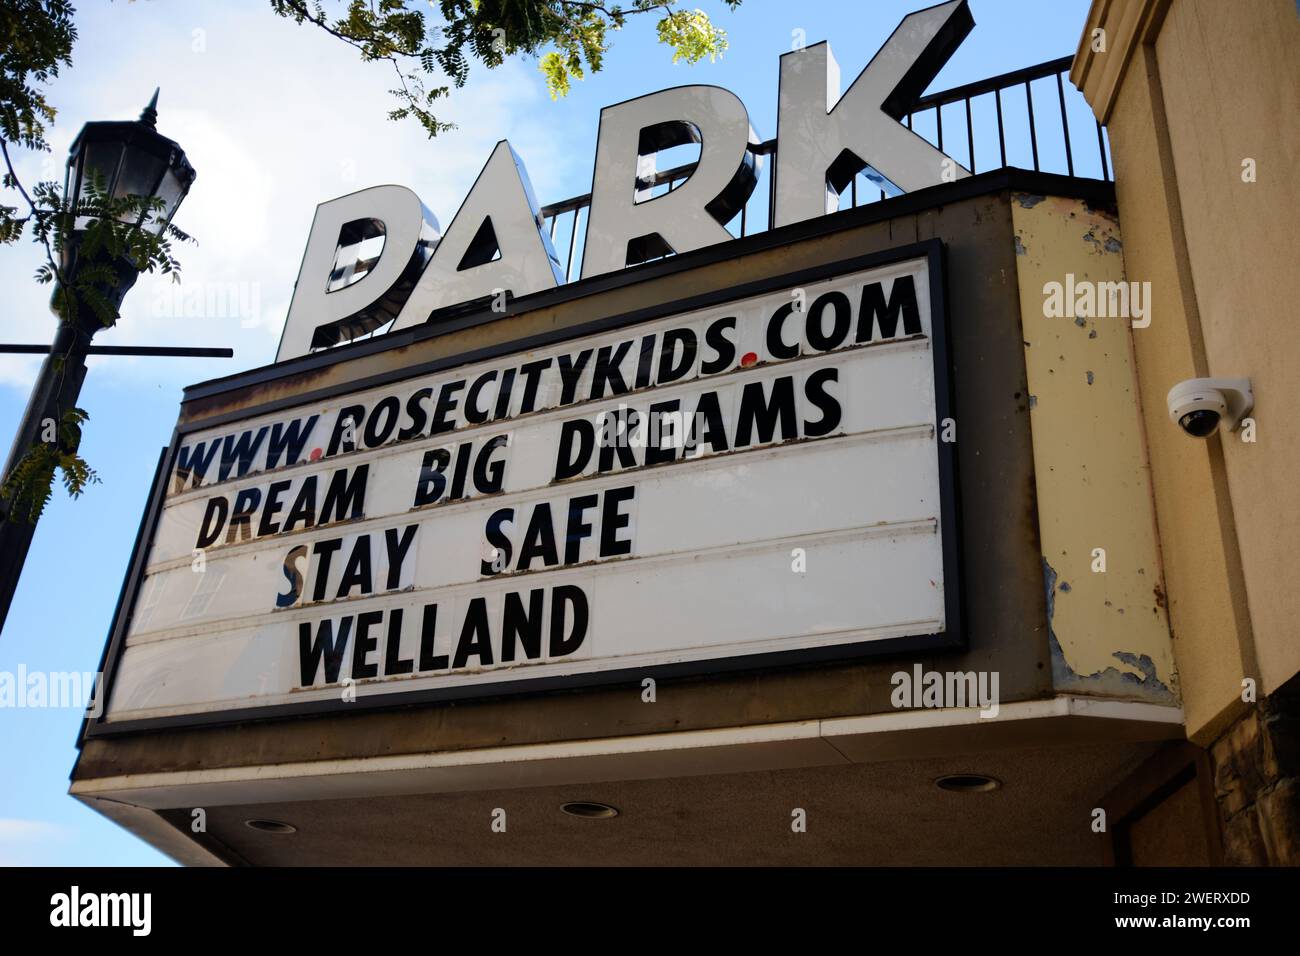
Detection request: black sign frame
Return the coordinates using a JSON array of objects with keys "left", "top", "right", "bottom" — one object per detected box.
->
[{"left": 81, "top": 238, "right": 962, "bottom": 739}]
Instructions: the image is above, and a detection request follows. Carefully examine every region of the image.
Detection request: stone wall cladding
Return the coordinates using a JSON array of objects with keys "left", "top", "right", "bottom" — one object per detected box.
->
[{"left": 1211, "top": 676, "right": 1300, "bottom": 865}]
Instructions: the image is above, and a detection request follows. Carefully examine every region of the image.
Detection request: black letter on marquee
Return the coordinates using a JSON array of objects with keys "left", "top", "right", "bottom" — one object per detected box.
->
[
  {"left": 701, "top": 317, "right": 737, "bottom": 374},
  {"left": 464, "top": 373, "right": 497, "bottom": 425},
  {"left": 766, "top": 302, "right": 800, "bottom": 360},
  {"left": 688, "top": 391, "right": 730, "bottom": 453},
  {"left": 311, "top": 538, "right": 344, "bottom": 602},
  {"left": 363, "top": 396, "right": 401, "bottom": 448},
  {"left": 803, "top": 368, "right": 843, "bottom": 437},
  {"left": 645, "top": 399, "right": 682, "bottom": 467},
  {"left": 857, "top": 275, "right": 921, "bottom": 342},
  {"left": 226, "top": 487, "right": 262, "bottom": 544},
  {"left": 634, "top": 334, "right": 657, "bottom": 389},
  {"left": 735, "top": 376, "right": 798, "bottom": 447},
  {"left": 564, "top": 494, "right": 599, "bottom": 565},
  {"left": 481, "top": 508, "right": 515, "bottom": 575},
  {"left": 174, "top": 440, "right": 220, "bottom": 492},
  {"left": 257, "top": 479, "right": 292, "bottom": 537},
  {"left": 549, "top": 585, "right": 588, "bottom": 657},
  {"left": 501, "top": 589, "right": 545, "bottom": 663},
  {"left": 557, "top": 348, "right": 594, "bottom": 405},
  {"left": 429, "top": 380, "right": 466, "bottom": 435},
  {"left": 590, "top": 340, "right": 633, "bottom": 399},
  {"left": 453, "top": 598, "right": 494, "bottom": 668},
  {"left": 266, "top": 416, "right": 319, "bottom": 469},
  {"left": 328, "top": 405, "right": 365, "bottom": 455},
  {"left": 494, "top": 368, "right": 517, "bottom": 420},
  {"left": 597, "top": 407, "right": 640, "bottom": 473},
  {"left": 298, "top": 616, "right": 353, "bottom": 686},
  {"left": 517, "top": 358, "right": 552, "bottom": 414},
  {"left": 599, "top": 486, "right": 636, "bottom": 558},
  {"left": 351, "top": 609, "right": 383, "bottom": 679},
  {"left": 384, "top": 525, "right": 419, "bottom": 590},
  {"left": 337, "top": 537, "right": 374, "bottom": 598},
  {"left": 277, "top": 544, "right": 309, "bottom": 609},
  {"left": 384, "top": 608, "right": 413, "bottom": 675},
  {"left": 413, "top": 448, "right": 451, "bottom": 506},
  {"left": 218, "top": 426, "right": 269, "bottom": 481},
  {"left": 196, "top": 495, "right": 228, "bottom": 549},
  {"left": 321, "top": 464, "right": 369, "bottom": 524},
  {"left": 657, "top": 328, "right": 697, "bottom": 384},
  {"left": 398, "top": 388, "right": 432, "bottom": 440},
  {"left": 418, "top": 604, "right": 447, "bottom": 671},
  {"left": 474, "top": 435, "right": 508, "bottom": 494},
  {"left": 806, "top": 291, "right": 852, "bottom": 352},
  {"left": 517, "top": 503, "right": 559, "bottom": 571},
  {"left": 554, "top": 418, "right": 595, "bottom": 481},
  {"left": 284, "top": 475, "right": 318, "bottom": 532}
]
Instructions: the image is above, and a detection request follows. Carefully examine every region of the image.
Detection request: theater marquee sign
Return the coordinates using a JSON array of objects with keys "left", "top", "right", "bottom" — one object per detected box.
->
[{"left": 92, "top": 249, "right": 959, "bottom": 731}]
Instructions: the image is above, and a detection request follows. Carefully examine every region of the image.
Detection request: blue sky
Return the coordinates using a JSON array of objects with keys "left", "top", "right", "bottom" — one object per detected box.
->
[{"left": 0, "top": 0, "right": 1093, "bottom": 866}]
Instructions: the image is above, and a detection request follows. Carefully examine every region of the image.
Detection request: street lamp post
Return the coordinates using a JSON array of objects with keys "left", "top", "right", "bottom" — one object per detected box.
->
[{"left": 0, "top": 91, "right": 196, "bottom": 634}]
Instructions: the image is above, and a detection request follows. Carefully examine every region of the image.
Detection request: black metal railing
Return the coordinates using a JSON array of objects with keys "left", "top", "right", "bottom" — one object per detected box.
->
[{"left": 539, "top": 55, "right": 1110, "bottom": 283}]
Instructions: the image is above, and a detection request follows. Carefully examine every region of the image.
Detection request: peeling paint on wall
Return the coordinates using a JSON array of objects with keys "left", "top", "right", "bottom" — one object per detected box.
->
[
  {"left": 1013, "top": 194, "right": 1178, "bottom": 703},
  {"left": 1043, "top": 558, "right": 1176, "bottom": 703}
]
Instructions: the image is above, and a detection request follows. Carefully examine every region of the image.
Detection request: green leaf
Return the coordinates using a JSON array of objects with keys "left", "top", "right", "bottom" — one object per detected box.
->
[{"left": 656, "top": 8, "right": 729, "bottom": 65}]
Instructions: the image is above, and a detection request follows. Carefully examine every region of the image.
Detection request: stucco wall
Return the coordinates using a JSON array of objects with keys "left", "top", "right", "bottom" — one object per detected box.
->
[
  {"left": 1072, "top": 0, "right": 1299, "bottom": 741},
  {"left": 1152, "top": 0, "right": 1300, "bottom": 700},
  {"left": 1100, "top": 41, "right": 1253, "bottom": 743}
]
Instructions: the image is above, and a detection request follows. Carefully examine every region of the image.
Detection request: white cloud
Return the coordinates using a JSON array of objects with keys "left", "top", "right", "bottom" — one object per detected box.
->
[
  {"left": 0, "top": 355, "right": 43, "bottom": 392},
  {"left": 0, "top": 818, "right": 74, "bottom": 867},
  {"left": 0, "top": 0, "right": 584, "bottom": 394},
  {"left": 0, "top": 817, "right": 71, "bottom": 841}
]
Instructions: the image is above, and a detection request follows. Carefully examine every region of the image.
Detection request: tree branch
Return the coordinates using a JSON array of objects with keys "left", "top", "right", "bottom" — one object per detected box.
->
[{"left": 0, "top": 136, "right": 67, "bottom": 289}]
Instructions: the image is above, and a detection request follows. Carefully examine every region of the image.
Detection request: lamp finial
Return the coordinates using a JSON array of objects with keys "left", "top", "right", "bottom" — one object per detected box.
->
[{"left": 140, "top": 88, "right": 160, "bottom": 128}]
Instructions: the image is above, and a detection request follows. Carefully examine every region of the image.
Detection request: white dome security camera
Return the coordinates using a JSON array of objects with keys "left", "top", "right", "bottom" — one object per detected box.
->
[{"left": 1166, "top": 378, "right": 1253, "bottom": 438}]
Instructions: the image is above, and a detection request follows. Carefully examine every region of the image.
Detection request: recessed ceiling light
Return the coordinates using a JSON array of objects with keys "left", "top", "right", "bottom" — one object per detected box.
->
[
  {"left": 935, "top": 773, "right": 1001, "bottom": 793},
  {"left": 244, "top": 818, "right": 297, "bottom": 833},
  {"left": 560, "top": 801, "right": 620, "bottom": 819}
]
